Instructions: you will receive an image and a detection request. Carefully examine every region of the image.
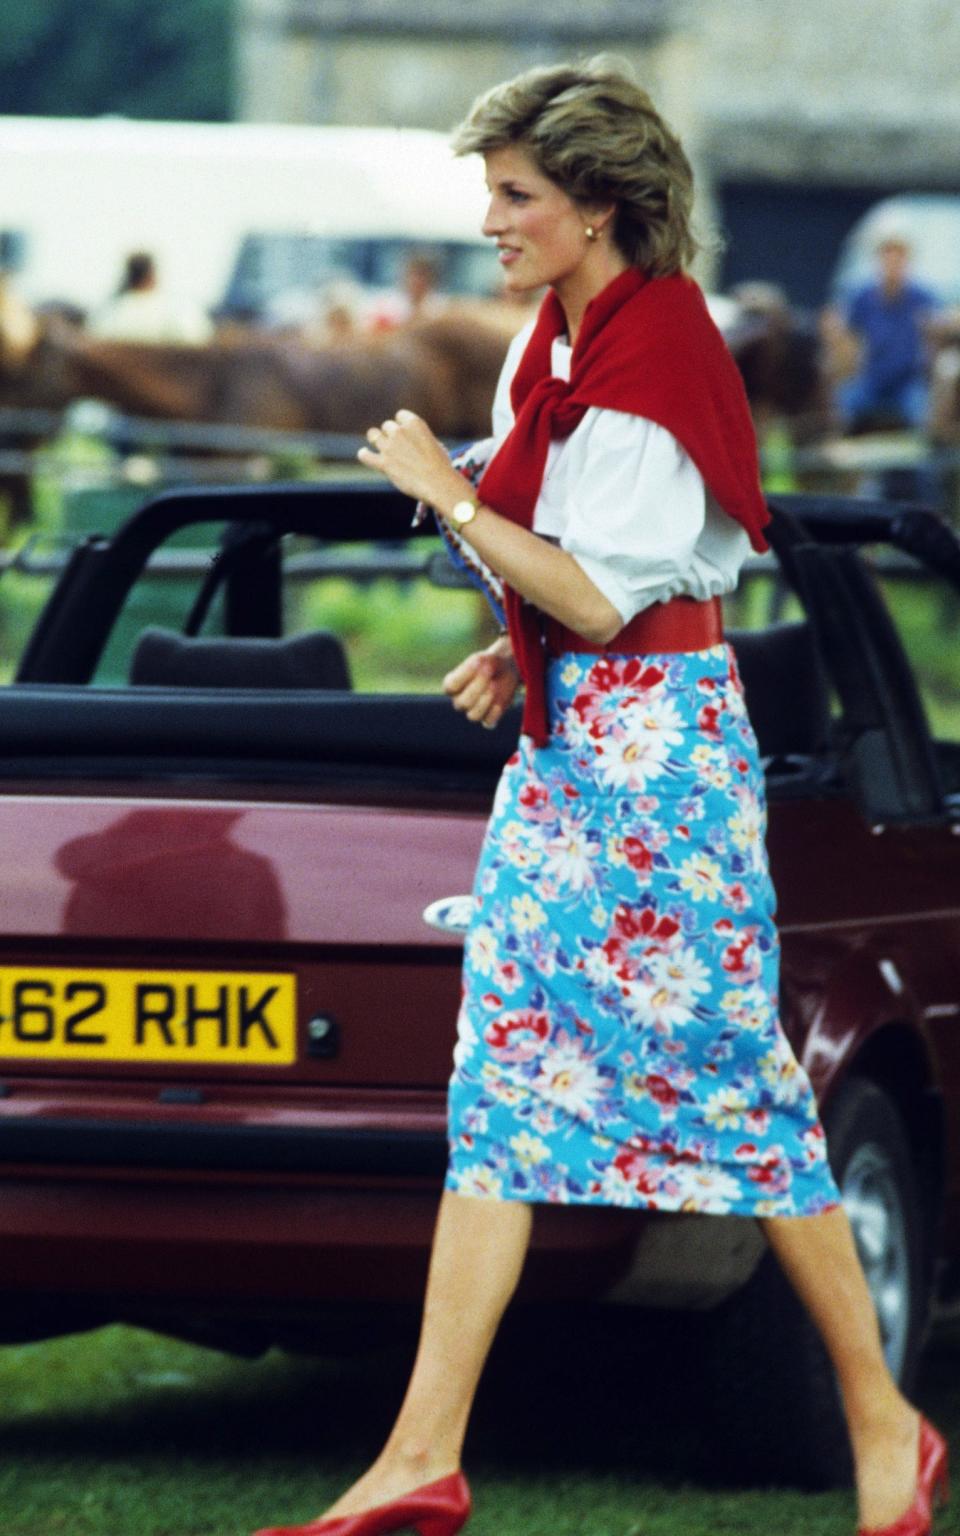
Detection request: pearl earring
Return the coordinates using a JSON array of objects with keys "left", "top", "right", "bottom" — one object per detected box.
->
[{"left": 585, "top": 225, "right": 599, "bottom": 242}]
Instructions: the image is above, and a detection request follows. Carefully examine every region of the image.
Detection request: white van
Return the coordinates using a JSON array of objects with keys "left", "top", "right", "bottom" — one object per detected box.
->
[{"left": 1, "top": 116, "right": 498, "bottom": 320}]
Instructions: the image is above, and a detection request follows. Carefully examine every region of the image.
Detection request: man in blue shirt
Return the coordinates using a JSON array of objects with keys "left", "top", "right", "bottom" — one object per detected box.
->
[{"left": 836, "top": 235, "right": 938, "bottom": 431}]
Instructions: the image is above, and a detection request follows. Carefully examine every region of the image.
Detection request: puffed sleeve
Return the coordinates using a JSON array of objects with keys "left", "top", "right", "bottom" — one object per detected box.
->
[
  {"left": 556, "top": 408, "right": 711, "bottom": 625},
  {"left": 490, "top": 320, "right": 534, "bottom": 440}
]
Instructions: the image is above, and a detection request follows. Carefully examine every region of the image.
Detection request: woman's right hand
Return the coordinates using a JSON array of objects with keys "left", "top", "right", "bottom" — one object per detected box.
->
[{"left": 443, "top": 635, "right": 520, "bottom": 729}]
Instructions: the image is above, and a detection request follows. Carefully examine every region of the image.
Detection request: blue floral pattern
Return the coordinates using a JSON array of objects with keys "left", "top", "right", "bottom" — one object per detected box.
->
[{"left": 446, "top": 645, "right": 841, "bottom": 1217}]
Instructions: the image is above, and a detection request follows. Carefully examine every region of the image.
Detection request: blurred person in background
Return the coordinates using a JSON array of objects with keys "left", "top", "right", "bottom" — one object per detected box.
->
[
  {"left": 830, "top": 233, "right": 940, "bottom": 433},
  {"left": 89, "top": 250, "right": 213, "bottom": 345},
  {"left": 299, "top": 277, "right": 364, "bottom": 347},
  {"left": 369, "top": 250, "right": 447, "bottom": 331}
]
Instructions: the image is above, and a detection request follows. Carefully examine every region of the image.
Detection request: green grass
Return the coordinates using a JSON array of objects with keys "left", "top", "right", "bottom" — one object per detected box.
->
[
  {"left": 876, "top": 575, "right": 960, "bottom": 739},
  {"left": 0, "top": 460, "right": 498, "bottom": 690},
  {"left": 729, "top": 567, "right": 960, "bottom": 743},
  {"left": 0, "top": 1316, "right": 956, "bottom": 1535},
  {"left": 6, "top": 460, "right": 960, "bottom": 718},
  {"left": 292, "top": 569, "right": 497, "bottom": 691}
]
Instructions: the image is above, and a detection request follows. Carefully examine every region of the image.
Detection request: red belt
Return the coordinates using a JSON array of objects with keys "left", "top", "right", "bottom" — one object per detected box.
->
[{"left": 543, "top": 595, "right": 723, "bottom": 657}]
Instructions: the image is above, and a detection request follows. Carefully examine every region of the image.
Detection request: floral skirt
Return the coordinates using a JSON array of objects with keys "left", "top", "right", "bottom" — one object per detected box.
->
[{"left": 445, "top": 645, "right": 841, "bottom": 1217}]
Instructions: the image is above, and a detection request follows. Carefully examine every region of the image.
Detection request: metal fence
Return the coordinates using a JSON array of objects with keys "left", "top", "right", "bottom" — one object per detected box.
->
[{"left": 0, "top": 406, "right": 369, "bottom": 485}]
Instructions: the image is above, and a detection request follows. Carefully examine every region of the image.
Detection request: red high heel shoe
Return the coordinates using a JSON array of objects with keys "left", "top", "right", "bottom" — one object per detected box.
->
[
  {"left": 857, "top": 1417, "right": 949, "bottom": 1536},
  {"left": 251, "top": 1470, "right": 471, "bottom": 1536}
]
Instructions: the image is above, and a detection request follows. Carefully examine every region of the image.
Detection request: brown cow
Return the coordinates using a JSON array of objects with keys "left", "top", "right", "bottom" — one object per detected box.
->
[
  {"left": 0, "top": 291, "right": 525, "bottom": 525},
  {"left": 0, "top": 303, "right": 517, "bottom": 439},
  {"left": 723, "top": 284, "right": 833, "bottom": 445}
]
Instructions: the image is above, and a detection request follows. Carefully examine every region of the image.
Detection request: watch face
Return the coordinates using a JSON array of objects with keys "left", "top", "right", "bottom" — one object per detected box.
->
[{"left": 452, "top": 499, "right": 477, "bottom": 526}]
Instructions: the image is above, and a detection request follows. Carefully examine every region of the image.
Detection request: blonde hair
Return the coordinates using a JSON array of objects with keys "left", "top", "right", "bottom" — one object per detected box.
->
[{"left": 452, "top": 58, "right": 698, "bottom": 276}]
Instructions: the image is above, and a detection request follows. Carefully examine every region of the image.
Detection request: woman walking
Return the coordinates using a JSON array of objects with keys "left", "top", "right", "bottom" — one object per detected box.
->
[{"left": 255, "top": 59, "right": 948, "bottom": 1536}]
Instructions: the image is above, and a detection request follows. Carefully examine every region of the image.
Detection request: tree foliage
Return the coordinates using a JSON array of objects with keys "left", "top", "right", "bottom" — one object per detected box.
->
[{"left": 0, "top": 0, "right": 232, "bottom": 121}]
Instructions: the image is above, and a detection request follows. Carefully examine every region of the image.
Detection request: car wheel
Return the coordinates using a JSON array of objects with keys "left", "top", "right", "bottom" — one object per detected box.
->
[{"left": 699, "top": 1077, "right": 926, "bottom": 1489}]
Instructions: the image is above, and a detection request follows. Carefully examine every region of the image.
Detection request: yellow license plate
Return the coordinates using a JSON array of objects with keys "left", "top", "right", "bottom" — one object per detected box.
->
[{"left": 0, "top": 966, "right": 297, "bottom": 1066}]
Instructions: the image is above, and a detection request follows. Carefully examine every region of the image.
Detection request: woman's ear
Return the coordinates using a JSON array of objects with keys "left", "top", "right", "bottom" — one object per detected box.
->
[{"left": 582, "top": 202, "right": 617, "bottom": 241}]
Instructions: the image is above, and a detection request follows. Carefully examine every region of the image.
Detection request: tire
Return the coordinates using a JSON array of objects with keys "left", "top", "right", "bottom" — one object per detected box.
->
[{"left": 699, "top": 1077, "right": 927, "bottom": 1489}]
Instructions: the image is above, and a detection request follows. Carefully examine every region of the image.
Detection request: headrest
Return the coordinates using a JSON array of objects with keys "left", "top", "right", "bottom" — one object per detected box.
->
[{"left": 129, "top": 627, "right": 351, "bottom": 690}]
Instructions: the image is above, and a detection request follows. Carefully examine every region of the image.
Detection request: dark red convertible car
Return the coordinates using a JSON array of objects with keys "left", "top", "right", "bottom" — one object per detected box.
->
[{"left": 0, "top": 481, "right": 958, "bottom": 1485}]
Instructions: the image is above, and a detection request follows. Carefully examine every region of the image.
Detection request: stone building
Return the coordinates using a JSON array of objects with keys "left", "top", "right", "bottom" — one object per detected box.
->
[
  {"left": 236, "top": 2, "right": 684, "bottom": 135},
  {"left": 235, "top": 1, "right": 715, "bottom": 282},
  {"left": 698, "top": 0, "right": 960, "bottom": 304},
  {"left": 235, "top": 0, "right": 960, "bottom": 305}
]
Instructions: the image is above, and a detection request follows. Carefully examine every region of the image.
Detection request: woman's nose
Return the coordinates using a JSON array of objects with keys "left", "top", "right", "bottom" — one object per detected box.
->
[{"left": 482, "top": 197, "right": 504, "bottom": 238}]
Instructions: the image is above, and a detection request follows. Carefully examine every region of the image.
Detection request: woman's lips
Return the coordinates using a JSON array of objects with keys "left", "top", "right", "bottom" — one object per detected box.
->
[{"left": 498, "top": 246, "right": 521, "bottom": 266}]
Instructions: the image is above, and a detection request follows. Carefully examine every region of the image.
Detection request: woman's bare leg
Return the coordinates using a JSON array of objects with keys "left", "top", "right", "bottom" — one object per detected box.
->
[
  {"left": 321, "top": 1189, "right": 533, "bottom": 1519},
  {"left": 761, "top": 1206, "right": 920, "bottom": 1531}
]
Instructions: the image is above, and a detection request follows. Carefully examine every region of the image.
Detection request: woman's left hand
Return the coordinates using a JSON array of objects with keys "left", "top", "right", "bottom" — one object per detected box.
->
[{"left": 357, "top": 409, "right": 463, "bottom": 509}]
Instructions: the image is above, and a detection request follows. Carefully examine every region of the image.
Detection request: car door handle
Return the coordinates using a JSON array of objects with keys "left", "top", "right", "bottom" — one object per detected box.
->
[{"left": 421, "top": 895, "right": 473, "bottom": 933}]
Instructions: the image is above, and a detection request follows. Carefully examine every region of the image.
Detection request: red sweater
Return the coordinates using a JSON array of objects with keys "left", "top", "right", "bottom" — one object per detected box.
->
[{"left": 476, "top": 267, "right": 768, "bottom": 745}]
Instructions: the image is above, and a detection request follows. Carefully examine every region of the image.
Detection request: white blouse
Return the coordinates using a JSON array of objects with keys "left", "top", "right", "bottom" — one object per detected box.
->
[{"left": 483, "top": 321, "right": 751, "bottom": 626}]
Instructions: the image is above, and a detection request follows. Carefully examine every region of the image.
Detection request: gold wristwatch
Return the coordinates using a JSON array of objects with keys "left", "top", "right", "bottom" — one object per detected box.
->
[{"left": 450, "top": 498, "right": 479, "bottom": 528}]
